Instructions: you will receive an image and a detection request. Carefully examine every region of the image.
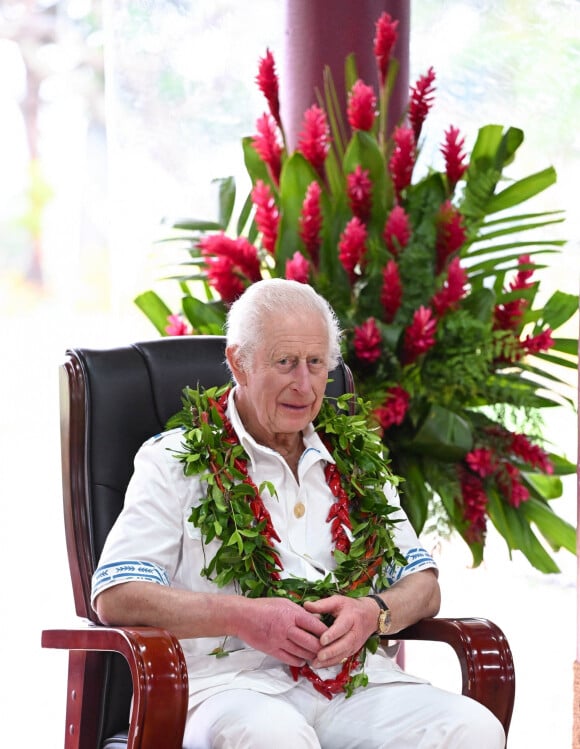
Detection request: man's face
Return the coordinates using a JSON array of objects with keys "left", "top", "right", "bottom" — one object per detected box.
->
[{"left": 228, "top": 311, "right": 330, "bottom": 448}]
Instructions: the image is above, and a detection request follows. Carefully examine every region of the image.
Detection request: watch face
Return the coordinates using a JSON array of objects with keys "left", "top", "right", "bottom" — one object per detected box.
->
[{"left": 378, "top": 609, "right": 392, "bottom": 634}]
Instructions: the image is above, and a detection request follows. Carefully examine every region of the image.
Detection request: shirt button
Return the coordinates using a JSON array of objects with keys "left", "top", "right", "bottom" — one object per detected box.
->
[{"left": 293, "top": 502, "right": 306, "bottom": 518}]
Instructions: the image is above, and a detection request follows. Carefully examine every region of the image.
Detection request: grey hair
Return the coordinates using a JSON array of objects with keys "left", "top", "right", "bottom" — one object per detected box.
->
[{"left": 225, "top": 279, "right": 342, "bottom": 375}]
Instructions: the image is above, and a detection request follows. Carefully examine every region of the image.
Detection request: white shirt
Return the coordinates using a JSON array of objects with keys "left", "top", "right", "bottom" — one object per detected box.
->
[{"left": 92, "top": 389, "right": 436, "bottom": 707}]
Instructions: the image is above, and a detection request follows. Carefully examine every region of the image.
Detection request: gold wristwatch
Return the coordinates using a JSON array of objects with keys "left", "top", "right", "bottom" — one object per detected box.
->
[{"left": 368, "top": 593, "right": 392, "bottom": 635}]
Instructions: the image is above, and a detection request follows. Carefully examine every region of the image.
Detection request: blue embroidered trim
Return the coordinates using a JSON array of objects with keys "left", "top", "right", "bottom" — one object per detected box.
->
[
  {"left": 298, "top": 445, "right": 322, "bottom": 465},
  {"left": 91, "top": 560, "right": 169, "bottom": 598},
  {"left": 385, "top": 546, "right": 436, "bottom": 585}
]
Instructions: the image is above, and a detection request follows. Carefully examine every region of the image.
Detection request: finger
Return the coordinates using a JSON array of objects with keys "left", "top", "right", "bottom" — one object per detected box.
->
[
  {"left": 320, "top": 614, "right": 353, "bottom": 647},
  {"left": 303, "top": 597, "right": 338, "bottom": 616},
  {"left": 274, "top": 647, "right": 308, "bottom": 667},
  {"left": 285, "top": 625, "right": 323, "bottom": 659},
  {"left": 294, "top": 609, "right": 329, "bottom": 637},
  {"left": 315, "top": 622, "right": 360, "bottom": 666}
]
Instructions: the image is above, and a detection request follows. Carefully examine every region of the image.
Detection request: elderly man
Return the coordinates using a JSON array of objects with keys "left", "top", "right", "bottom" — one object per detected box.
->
[{"left": 92, "top": 279, "right": 505, "bottom": 748}]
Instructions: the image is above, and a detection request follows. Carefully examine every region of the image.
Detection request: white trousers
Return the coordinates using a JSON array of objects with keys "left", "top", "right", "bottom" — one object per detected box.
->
[{"left": 183, "top": 682, "right": 506, "bottom": 749}]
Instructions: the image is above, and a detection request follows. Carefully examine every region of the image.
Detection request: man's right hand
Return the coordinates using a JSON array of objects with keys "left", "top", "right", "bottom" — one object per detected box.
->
[{"left": 234, "top": 597, "right": 328, "bottom": 666}]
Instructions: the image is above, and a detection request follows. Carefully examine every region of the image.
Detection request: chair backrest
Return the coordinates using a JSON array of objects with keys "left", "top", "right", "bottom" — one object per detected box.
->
[{"left": 60, "top": 336, "right": 354, "bottom": 743}]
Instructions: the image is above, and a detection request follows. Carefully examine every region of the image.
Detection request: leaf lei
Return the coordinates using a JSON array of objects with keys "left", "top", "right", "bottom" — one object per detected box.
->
[{"left": 167, "top": 383, "right": 407, "bottom": 698}]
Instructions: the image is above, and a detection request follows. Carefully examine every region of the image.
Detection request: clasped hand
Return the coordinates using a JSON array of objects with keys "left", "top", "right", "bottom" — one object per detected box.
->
[{"left": 235, "top": 595, "right": 374, "bottom": 668}]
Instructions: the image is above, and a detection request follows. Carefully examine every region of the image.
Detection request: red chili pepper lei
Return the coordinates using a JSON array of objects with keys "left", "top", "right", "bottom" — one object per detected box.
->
[{"left": 208, "top": 388, "right": 377, "bottom": 697}]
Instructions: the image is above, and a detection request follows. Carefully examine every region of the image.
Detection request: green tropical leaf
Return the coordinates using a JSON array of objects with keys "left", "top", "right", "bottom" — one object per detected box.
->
[
  {"left": 276, "top": 152, "right": 320, "bottom": 268},
  {"left": 321, "top": 63, "right": 349, "bottom": 163},
  {"left": 519, "top": 498, "right": 576, "bottom": 554},
  {"left": 523, "top": 472, "right": 563, "bottom": 501},
  {"left": 548, "top": 453, "right": 577, "bottom": 476},
  {"left": 550, "top": 338, "right": 579, "bottom": 356},
  {"left": 472, "top": 124, "right": 523, "bottom": 168},
  {"left": 486, "top": 167, "right": 558, "bottom": 214},
  {"left": 407, "top": 405, "right": 473, "bottom": 460},
  {"left": 242, "top": 135, "right": 274, "bottom": 187},
  {"left": 134, "top": 290, "right": 172, "bottom": 335},
  {"left": 461, "top": 287, "right": 495, "bottom": 322},
  {"left": 471, "top": 211, "right": 565, "bottom": 241},
  {"left": 214, "top": 176, "right": 237, "bottom": 228},
  {"left": 166, "top": 218, "right": 224, "bottom": 232},
  {"left": 397, "top": 456, "right": 430, "bottom": 533},
  {"left": 538, "top": 291, "right": 579, "bottom": 330},
  {"left": 235, "top": 189, "right": 258, "bottom": 240},
  {"left": 182, "top": 295, "right": 226, "bottom": 334},
  {"left": 487, "top": 489, "right": 561, "bottom": 573}
]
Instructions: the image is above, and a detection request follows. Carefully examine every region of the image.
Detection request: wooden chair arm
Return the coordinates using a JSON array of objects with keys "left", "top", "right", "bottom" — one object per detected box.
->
[
  {"left": 395, "top": 617, "right": 515, "bottom": 734},
  {"left": 42, "top": 624, "right": 189, "bottom": 749}
]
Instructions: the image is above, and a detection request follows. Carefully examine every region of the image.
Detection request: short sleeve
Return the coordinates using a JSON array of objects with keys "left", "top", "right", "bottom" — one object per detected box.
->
[
  {"left": 90, "top": 429, "right": 199, "bottom": 608},
  {"left": 382, "top": 480, "right": 438, "bottom": 585}
]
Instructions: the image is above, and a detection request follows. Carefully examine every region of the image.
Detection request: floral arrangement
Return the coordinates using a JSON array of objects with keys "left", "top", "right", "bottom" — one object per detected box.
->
[{"left": 136, "top": 12, "right": 577, "bottom": 572}]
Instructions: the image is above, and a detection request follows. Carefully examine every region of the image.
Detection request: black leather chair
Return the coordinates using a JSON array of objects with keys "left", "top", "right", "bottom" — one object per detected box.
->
[{"left": 42, "top": 336, "right": 515, "bottom": 748}]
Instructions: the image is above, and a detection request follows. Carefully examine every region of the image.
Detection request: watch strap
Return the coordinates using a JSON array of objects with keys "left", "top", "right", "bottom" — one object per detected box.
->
[{"left": 368, "top": 593, "right": 389, "bottom": 612}]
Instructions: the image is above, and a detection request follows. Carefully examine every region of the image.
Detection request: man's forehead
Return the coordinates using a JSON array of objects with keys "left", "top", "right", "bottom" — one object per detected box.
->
[{"left": 268, "top": 334, "right": 328, "bottom": 353}]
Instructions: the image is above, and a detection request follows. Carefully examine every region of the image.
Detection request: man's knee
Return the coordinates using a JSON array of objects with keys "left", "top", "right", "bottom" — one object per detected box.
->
[
  {"left": 183, "top": 690, "right": 320, "bottom": 749},
  {"left": 449, "top": 697, "right": 506, "bottom": 748}
]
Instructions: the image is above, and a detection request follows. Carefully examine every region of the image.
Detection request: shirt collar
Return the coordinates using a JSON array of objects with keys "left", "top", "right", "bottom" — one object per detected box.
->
[{"left": 226, "top": 386, "right": 335, "bottom": 471}]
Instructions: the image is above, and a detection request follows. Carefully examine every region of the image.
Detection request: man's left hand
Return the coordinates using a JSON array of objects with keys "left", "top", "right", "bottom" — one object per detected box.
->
[{"left": 304, "top": 595, "right": 377, "bottom": 668}]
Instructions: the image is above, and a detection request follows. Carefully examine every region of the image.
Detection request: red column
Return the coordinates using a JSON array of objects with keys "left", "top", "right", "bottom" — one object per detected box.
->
[{"left": 282, "top": 0, "right": 410, "bottom": 149}]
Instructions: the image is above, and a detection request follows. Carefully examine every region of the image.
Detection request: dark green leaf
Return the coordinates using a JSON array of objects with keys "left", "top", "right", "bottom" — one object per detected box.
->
[{"left": 407, "top": 405, "right": 473, "bottom": 460}]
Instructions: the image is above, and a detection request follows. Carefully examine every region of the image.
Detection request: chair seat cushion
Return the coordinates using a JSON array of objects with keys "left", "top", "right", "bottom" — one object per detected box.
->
[
  {"left": 102, "top": 731, "right": 128, "bottom": 749},
  {"left": 102, "top": 730, "right": 184, "bottom": 749}
]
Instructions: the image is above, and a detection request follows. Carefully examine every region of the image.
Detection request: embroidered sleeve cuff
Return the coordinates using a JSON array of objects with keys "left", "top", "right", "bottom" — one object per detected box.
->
[
  {"left": 91, "top": 560, "right": 169, "bottom": 606},
  {"left": 385, "top": 546, "right": 437, "bottom": 585}
]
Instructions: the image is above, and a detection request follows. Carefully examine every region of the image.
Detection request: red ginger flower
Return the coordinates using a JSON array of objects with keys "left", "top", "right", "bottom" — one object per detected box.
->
[
  {"left": 199, "top": 233, "right": 261, "bottom": 304},
  {"left": 204, "top": 256, "right": 245, "bottom": 304},
  {"left": 466, "top": 448, "right": 495, "bottom": 478},
  {"left": 252, "top": 113, "right": 283, "bottom": 185},
  {"left": 381, "top": 259, "right": 402, "bottom": 323},
  {"left": 389, "top": 126, "right": 416, "bottom": 202},
  {"left": 510, "top": 254, "right": 534, "bottom": 290},
  {"left": 353, "top": 317, "right": 382, "bottom": 364},
  {"left": 493, "top": 304, "right": 524, "bottom": 333},
  {"left": 165, "top": 313, "right": 191, "bottom": 336},
  {"left": 435, "top": 200, "right": 467, "bottom": 274},
  {"left": 374, "top": 12, "right": 399, "bottom": 88},
  {"left": 521, "top": 328, "right": 554, "bottom": 355},
  {"left": 497, "top": 462, "right": 529, "bottom": 508},
  {"left": 298, "top": 181, "right": 323, "bottom": 268},
  {"left": 256, "top": 48, "right": 282, "bottom": 130},
  {"left": 347, "top": 165, "right": 372, "bottom": 222},
  {"left": 403, "top": 306, "right": 437, "bottom": 363},
  {"left": 408, "top": 67, "right": 436, "bottom": 143},
  {"left": 494, "top": 254, "right": 535, "bottom": 331},
  {"left": 251, "top": 179, "right": 280, "bottom": 253},
  {"left": 298, "top": 105, "right": 331, "bottom": 176},
  {"left": 374, "top": 386, "right": 410, "bottom": 430},
  {"left": 339, "top": 216, "right": 367, "bottom": 283},
  {"left": 347, "top": 79, "right": 377, "bottom": 132},
  {"left": 442, "top": 125, "right": 468, "bottom": 192},
  {"left": 458, "top": 467, "right": 488, "bottom": 544},
  {"left": 431, "top": 256, "right": 468, "bottom": 317},
  {"left": 383, "top": 205, "right": 411, "bottom": 256},
  {"left": 510, "top": 433, "right": 553, "bottom": 474},
  {"left": 285, "top": 251, "right": 310, "bottom": 284}
]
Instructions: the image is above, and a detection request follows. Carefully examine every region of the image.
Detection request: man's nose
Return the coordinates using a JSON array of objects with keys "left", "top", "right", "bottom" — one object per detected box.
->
[{"left": 292, "top": 360, "right": 311, "bottom": 391}]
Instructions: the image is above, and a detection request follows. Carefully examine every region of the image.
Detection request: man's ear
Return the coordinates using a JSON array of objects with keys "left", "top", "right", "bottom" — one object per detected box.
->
[{"left": 226, "top": 344, "right": 247, "bottom": 385}]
